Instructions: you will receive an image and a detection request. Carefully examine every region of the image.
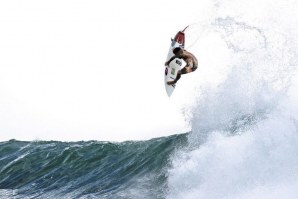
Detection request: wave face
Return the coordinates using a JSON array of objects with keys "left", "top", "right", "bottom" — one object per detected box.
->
[{"left": 0, "top": 134, "right": 188, "bottom": 198}]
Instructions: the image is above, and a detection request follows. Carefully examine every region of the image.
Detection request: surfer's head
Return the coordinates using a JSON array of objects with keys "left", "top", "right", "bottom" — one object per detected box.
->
[{"left": 173, "top": 47, "right": 182, "bottom": 54}]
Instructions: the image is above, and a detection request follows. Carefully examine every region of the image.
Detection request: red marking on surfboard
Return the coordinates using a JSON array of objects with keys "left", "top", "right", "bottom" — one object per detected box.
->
[
  {"left": 173, "top": 26, "right": 188, "bottom": 47},
  {"left": 173, "top": 31, "right": 185, "bottom": 46}
]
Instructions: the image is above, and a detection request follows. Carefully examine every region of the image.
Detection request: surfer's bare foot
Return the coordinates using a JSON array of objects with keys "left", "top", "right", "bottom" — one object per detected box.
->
[{"left": 167, "top": 81, "right": 176, "bottom": 85}]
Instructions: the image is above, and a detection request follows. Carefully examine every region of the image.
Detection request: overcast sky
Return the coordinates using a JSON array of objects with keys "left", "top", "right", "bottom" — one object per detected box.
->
[{"left": 0, "top": 0, "right": 224, "bottom": 141}]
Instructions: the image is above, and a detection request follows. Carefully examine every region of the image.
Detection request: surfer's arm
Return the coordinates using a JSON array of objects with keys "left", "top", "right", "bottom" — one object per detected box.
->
[{"left": 165, "top": 55, "right": 177, "bottom": 66}]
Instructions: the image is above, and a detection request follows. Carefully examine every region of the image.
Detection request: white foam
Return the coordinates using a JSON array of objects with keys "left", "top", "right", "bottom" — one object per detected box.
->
[
  {"left": 167, "top": 0, "right": 298, "bottom": 198},
  {"left": 168, "top": 110, "right": 298, "bottom": 198}
]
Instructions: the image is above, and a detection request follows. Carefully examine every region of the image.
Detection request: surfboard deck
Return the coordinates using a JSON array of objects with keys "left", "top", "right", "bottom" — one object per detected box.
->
[{"left": 164, "top": 27, "right": 187, "bottom": 97}]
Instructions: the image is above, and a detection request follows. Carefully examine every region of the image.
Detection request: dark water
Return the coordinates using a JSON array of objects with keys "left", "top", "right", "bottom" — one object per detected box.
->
[{"left": 0, "top": 133, "right": 188, "bottom": 198}]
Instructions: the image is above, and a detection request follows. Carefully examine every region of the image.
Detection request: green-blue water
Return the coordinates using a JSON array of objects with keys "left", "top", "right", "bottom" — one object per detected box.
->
[{"left": 0, "top": 133, "right": 188, "bottom": 198}]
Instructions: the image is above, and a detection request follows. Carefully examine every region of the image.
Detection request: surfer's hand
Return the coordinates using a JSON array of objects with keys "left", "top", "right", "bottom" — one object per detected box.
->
[{"left": 165, "top": 61, "right": 168, "bottom": 66}]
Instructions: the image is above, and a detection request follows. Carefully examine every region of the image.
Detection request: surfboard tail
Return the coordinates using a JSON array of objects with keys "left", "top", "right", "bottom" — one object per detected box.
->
[
  {"left": 173, "top": 31, "right": 186, "bottom": 47},
  {"left": 171, "top": 25, "right": 190, "bottom": 48}
]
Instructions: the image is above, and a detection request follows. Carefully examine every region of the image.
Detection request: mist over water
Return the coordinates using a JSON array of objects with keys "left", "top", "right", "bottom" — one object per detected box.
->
[{"left": 167, "top": 1, "right": 298, "bottom": 198}]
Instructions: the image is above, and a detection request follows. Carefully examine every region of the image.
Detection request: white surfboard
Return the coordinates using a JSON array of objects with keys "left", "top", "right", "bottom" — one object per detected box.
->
[{"left": 164, "top": 27, "right": 188, "bottom": 97}]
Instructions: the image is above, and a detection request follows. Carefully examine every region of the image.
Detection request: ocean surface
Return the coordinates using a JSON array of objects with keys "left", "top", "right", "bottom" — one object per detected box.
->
[
  {"left": 0, "top": 134, "right": 188, "bottom": 198},
  {"left": 1, "top": 0, "right": 298, "bottom": 198}
]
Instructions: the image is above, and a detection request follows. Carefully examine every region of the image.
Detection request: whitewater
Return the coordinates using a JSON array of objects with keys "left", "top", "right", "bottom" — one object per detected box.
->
[
  {"left": 1, "top": 0, "right": 298, "bottom": 198},
  {"left": 167, "top": 0, "right": 298, "bottom": 198}
]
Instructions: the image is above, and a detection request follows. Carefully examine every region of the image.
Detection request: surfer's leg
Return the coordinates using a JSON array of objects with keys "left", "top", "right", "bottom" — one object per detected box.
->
[
  {"left": 175, "top": 70, "right": 182, "bottom": 81},
  {"left": 167, "top": 61, "right": 198, "bottom": 85},
  {"left": 181, "top": 66, "right": 193, "bottom": 74},
  {"left": 182, "top": 60, "right": 196, "bottom": 74},
  {"left": 167, "top": 66, "right": 194, "bottom": 85}
]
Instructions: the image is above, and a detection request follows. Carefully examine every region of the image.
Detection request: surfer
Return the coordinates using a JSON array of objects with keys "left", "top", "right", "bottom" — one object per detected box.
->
[{"left": 165, "top": 47, "right": 198, "bottom": 85}]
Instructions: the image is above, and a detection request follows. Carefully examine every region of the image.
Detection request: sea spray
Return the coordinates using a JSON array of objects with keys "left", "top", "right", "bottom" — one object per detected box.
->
[{"left": 167, "top": 1, "right": 298, "bottom": 198}]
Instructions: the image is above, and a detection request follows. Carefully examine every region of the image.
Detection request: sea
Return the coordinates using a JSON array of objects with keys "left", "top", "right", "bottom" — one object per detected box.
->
[
  {"left": 0, "top": 134, "right": 188, "bottom": 198},
  {"left": 1, "top": 0, "right": 298, "bottom": 198}
]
